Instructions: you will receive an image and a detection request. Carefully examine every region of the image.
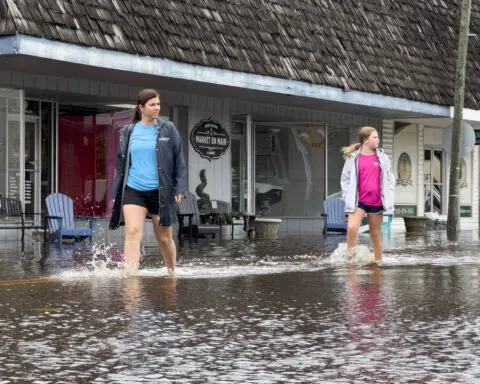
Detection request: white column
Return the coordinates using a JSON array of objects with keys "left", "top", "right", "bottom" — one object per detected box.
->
[
  {"left": 246, "top": 114, "right": 254, "bottom": 214},
  {"left": 417, "top": 124, "right": 425, "bottom": 216},
  {"left": 382, "top": 120, "right": 394, "bottom": 161},
  {"left": 19, "top": 90, "right": 25, "bottom": 208},
  {"left": 472, "top": 146, "right": 479, "bottom": 230}
]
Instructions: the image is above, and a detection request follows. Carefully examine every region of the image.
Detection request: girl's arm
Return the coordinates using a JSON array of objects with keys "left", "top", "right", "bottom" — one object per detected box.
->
[
  {"left": 340, "top": 157, "right": 352, "bottom": 200},
  {"left": 386, "top": 156, "right": 395, "bottom": 192}
]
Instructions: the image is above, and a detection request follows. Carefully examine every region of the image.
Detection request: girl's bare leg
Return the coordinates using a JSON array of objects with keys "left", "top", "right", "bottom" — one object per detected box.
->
[
  {"left": 123, "top": 204, "right": 148, "bottom": 275},
  {"left": 151, "top": 217, "right": 176, "bottom": 272},
  {"left": 347, "top": 208, "right": 366, "bottom": 257},
  {"left": 367, "top": 213, "right": 384, "bottom": 261}
]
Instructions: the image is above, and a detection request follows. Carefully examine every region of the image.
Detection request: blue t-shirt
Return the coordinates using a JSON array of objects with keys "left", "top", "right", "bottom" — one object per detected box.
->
[{"left": 126, "top": 122, "right": 159, "bottom": 191}]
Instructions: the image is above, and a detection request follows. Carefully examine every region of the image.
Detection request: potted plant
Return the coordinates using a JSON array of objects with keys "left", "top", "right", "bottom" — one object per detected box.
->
[{"left": 403, "top": 216, "right": 428, "bottom": 233}]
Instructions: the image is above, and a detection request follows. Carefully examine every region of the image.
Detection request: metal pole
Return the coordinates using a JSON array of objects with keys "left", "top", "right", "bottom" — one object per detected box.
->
[{"left": 447, "top": 0, "right": 472, "bottom": 241}]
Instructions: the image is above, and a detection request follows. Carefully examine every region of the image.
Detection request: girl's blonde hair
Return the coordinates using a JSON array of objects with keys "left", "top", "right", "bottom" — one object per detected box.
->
[{"left": 342, "top": 126, "right": 377, "bottom": 159}]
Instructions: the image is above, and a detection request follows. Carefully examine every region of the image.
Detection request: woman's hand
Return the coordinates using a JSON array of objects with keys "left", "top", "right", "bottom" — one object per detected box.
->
[{"left": 174, "top": 195, "right": 184, "bottom": 203}]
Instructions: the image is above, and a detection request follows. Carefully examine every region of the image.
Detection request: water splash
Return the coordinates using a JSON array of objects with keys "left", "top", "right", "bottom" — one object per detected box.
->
[
  {"left": 57, "top": 243, "right": 126, "bottom": 280},
  {"left": 329, "top": 243, "right": 374, "bottom": 266},
  {"left": 30, "top": 233, "right": 480, "bottom": 282}
]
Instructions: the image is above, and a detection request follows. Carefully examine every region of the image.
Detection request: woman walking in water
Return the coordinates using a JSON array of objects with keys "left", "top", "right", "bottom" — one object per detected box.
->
[
  {"left": 110, "top": 89, "right": 187, "bottom": 275},
  {"left": 340, "top": 126, "right": 394, "bottom": 262}
]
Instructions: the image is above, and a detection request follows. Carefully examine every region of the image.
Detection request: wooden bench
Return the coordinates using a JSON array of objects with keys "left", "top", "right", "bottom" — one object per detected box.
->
[
  {"left": 176, "top": 192, "right": 221, "bottom": 239},
  {"left": 207, "top": 200, "right": 257, "bottom": 239},
  {"left": 0, "top": 197, "right": 45, "bottom": 251},
  {"left": 208, "top": 200, "right": 241, "bottom": 238}
]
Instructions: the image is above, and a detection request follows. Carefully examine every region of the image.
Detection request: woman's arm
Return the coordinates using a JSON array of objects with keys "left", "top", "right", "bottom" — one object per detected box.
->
[{"left": 111, "top": 126, "right": 130, "bottom": 200}]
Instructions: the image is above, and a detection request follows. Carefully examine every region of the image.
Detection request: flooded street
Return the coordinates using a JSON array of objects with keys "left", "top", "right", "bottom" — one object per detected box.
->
[{"left": 1, "top": 232, "right": 480, "bottom": 383}]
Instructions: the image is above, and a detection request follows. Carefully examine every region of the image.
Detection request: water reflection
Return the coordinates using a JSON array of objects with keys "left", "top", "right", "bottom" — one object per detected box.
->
[
  {"left": 346, "top": 265, "right": 385, "bottom": 330},
  {"left": 123, "top": 276, "right": 144, "bottom": 313},
  {"left": 123, "top": 276, "right": 178, "bottom": 314}
]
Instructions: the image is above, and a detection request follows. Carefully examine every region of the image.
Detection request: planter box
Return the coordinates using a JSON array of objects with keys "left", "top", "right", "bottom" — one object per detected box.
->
[
  {"left": 403, "top": 216, "right": 428, "bottom": 234},
  {"left": 255, "top": 218, "right": 282, "bottom": 239}
]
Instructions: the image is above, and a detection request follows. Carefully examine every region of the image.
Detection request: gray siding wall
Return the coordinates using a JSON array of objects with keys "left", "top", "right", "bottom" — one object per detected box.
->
[{"left": 0, "top": 69, "right": 382, "bottom": 206}]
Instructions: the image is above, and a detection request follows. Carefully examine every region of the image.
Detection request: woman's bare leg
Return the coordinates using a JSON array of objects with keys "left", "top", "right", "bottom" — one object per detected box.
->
[
  {"left": 347, "top": 208, "right": 366, "bottom": 257},
  {"left": 151, "top": 217, "right": 176, "bottom": 272},
  {"left": 367, "top": 213, "right": 384, "bottom": 261},
  {"left": 123, "top": 204, "right": 148, "bottom": 275}
]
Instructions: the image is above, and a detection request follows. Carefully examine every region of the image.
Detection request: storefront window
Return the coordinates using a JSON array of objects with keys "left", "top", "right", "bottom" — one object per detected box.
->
[
  {"left": 58, "top": 106, "right": 133, "bottom": 217},
  {"left": 0, "top": 89, "right": 22, "bottom": 200},
  {"left": 254, "top": 123, "right": 326, "bottom": 217},
  {"left": 326, "top": 124, "right": 356, "bottom": 197}
]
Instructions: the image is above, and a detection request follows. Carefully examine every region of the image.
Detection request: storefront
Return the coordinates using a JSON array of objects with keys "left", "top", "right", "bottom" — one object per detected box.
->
[
  {"left": 1, "top": 0, "right": 480, "bottom": 238},
  {"left": 0, "top": 83, "right": 383, "bottom": 222},
  {"left": 0, "top": 90, "right": 56, "bottom": 223},
  {"left": 393, "top": 123, "right": 478, "bottom": 226},
  {"left": 1, "top": 78, "right": 478, "bottom": 236}
]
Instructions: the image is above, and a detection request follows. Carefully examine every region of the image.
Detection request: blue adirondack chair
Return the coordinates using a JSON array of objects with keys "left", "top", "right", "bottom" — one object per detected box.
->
[
  {"left": 45, "top": 193, "right": 95, "bottom": 244},
  {"left": 322, "top": 197, "right": 347, "bottom": 235}
]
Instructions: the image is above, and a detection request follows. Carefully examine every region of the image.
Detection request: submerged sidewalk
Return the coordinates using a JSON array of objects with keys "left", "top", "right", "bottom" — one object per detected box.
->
[{"left": 1, "top": 229, "right": 480, "bottom": 281}]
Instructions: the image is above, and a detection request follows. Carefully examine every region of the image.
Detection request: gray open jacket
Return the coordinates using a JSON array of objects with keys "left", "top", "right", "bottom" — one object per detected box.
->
[
  {"left": 340, "top": 149, "right": 395, "bottom": 213},
  {"left": 109, "top": 117, "right": 187, "bottom": 229}
]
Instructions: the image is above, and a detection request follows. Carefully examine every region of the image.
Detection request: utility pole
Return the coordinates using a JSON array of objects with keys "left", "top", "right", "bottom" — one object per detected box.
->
[{"left": 447, "top": 0, "right": 472, "bottom": 241}]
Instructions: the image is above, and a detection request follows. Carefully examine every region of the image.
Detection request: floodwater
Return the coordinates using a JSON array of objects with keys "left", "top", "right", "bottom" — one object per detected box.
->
[{"left": 1, "top": 231, "right": 480, "bottom": 383}]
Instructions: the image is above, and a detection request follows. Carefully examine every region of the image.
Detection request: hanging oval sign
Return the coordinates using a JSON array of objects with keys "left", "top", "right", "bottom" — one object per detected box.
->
[
  {"left": 397, "top": 152, "right": 413, "bottom": 186},
  {"left": 190, "top": 117, "right": 230, "bottom": 161}
]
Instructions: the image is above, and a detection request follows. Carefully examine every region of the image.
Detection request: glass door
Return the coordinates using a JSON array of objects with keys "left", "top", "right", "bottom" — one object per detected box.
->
[
  {"left": 231, "top": 115, "right": 251, "bottom": 213},
  {"left": 424, "top": 149, "right": 443, "bottom": 214},
  {"left": 40, "top": 102, "right": 55, "bottom": 215},
  {"left": 24, "top": 118, "right": 41, "bottom": 221}
]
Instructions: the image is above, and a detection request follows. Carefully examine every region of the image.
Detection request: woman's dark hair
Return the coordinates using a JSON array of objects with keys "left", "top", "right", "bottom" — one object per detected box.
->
[{"left": 133, "top": 88, "right": 160, "bottom": 123}]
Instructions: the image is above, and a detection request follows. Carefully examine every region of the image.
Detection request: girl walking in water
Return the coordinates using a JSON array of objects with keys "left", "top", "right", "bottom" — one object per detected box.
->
[{"left": 340, "top": 126, "right": 394, "bottom": 262}]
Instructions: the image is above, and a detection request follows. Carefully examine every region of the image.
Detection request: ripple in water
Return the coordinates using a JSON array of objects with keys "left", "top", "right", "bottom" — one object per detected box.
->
[{"left": 1, "top": 235, "right": 480, "bottom": 382}]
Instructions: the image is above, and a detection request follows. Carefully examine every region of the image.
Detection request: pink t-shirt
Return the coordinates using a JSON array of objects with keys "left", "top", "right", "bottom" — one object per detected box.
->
[{"left": 358, "top": 153, "right": 382, "bottom": 206}]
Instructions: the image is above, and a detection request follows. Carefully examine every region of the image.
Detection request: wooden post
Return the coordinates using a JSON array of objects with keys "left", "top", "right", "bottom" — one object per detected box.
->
[{"left": 447, "top": 0, "right": 472, "bottom": 241}]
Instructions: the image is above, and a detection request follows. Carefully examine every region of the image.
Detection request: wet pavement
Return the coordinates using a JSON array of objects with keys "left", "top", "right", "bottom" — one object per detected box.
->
[{"left": 1, "top": 231, "right": 480, "bottom": 383}]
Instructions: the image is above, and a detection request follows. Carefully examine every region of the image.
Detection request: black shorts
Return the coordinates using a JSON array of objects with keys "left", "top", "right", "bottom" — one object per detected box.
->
[
  {"left": 357, "top": 202, "right": 384, "bottom": 214},
  {"left": 122, "top": 185, "right": 159, "bottom": 215}
]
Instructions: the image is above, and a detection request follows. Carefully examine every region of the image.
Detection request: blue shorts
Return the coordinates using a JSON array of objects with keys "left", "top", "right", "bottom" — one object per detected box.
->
[{"left": 357, "top": 202, "right": 384, "bottom": 214}]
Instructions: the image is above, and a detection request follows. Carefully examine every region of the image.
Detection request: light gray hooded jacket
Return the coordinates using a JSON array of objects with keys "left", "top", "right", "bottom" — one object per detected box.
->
[{"left": 340, "top": 149, "right": 395, "bottom": 213}]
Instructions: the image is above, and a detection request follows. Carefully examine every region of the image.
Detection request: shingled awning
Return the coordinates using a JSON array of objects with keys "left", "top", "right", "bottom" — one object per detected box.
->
[{"left": 1, "top": 0, "right": 480, "bottom": 109}]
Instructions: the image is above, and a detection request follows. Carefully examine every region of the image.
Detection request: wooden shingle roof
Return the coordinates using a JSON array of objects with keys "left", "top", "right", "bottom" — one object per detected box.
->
[{"left": 1, "top": 0, "right": 480, "bottom": 109}]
